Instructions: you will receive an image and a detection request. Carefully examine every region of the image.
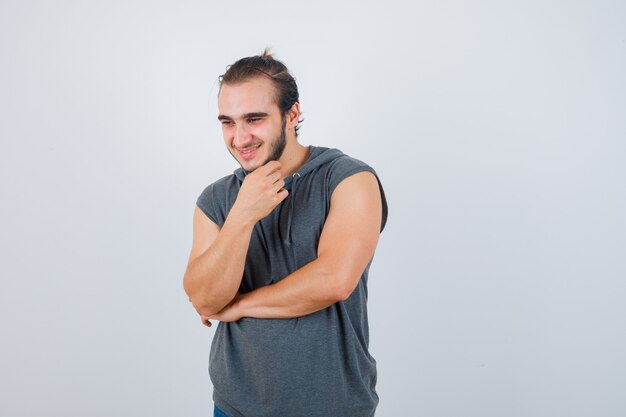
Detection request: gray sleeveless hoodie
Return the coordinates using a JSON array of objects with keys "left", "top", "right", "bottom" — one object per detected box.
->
[{"left": 196, "top": 145, "right": 388, "bottom": 417}]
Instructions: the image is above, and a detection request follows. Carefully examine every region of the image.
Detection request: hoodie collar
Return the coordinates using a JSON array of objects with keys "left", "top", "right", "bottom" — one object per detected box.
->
[{"left": 233, "top": 145, "right": 344, "bottom": 184}]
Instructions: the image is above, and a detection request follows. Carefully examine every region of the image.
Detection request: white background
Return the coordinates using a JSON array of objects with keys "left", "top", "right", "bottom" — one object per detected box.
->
[{"left": 1, "top": 1, "right": 625, "bottom": 416}]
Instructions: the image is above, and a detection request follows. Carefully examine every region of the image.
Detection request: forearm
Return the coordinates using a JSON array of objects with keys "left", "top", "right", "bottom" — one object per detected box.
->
[
  {"left": 236, "top": 258, "right": 351, "bottom": 319},
  {"left": 184, "top": 213, "right": 254, "bottom": 316}
]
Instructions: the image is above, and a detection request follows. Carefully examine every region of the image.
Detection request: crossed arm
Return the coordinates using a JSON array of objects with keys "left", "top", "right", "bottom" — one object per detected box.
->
[{"left": 183, "top": 170, "right": 383, "bottom": 325}]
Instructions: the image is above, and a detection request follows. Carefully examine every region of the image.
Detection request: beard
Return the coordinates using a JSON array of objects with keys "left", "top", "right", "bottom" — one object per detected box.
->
[{"left": 262, "top": 117, "right": 287, "bottom": 166}]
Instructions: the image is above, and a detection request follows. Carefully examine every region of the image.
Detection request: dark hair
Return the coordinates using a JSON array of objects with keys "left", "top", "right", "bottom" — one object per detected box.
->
[{"left": 219, "top": 48, "right": 303, "bottom": 136}]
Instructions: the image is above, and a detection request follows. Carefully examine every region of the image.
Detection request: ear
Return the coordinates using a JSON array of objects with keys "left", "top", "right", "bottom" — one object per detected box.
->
[{"left": 287, "top": 102, "right": 300, "bottom": 129}]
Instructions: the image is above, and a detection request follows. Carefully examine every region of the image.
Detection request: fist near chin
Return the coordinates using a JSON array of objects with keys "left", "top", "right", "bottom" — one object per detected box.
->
[{"left": 235, "top": 160, "right": 289, "bottom": 223}]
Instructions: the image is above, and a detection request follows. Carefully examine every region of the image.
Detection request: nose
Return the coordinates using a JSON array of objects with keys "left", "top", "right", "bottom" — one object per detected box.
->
[{"left": 233, "top": 123, "right": 252, "bottom": 148}]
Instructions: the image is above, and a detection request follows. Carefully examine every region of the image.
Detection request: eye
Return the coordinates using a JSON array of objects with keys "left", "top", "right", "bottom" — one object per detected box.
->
[
  {"left": 221, "top": 120, "right": 234, "bottom": 126},
  {"left": 248, "top": 117, "right": 261, "bottom": 124}
]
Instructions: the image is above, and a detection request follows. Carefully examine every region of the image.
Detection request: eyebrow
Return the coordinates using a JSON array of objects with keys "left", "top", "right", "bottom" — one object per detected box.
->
[{"left": 217, "top": 112, "right": 269, "bottom": 121}]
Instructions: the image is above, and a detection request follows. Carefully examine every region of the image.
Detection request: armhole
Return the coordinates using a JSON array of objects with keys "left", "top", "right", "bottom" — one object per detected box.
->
[{"left": 196, "top": 187, "right": 220, "bottom": 225}]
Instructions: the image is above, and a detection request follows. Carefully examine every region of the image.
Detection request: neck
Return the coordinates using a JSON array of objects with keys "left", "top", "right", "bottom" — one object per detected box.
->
[{"left": 279, "top": 139, "right": 309, "bottom": 178}]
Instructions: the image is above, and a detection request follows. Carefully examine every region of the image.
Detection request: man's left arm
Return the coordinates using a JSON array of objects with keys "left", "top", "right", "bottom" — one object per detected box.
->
[{"left": 206, "top": 171, "right": 383, "bottom": 323}]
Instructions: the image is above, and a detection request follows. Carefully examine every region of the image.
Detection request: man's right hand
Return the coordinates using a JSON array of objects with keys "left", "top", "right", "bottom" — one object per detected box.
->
[{"left": 230, "top": 161, "right": 289, "bottom": 225}]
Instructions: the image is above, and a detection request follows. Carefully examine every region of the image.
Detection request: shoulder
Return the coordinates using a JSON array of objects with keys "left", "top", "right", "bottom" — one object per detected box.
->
[
  {"left": 328, "top": 153, "right": 373, "bottom": 170},
  {"left": 324, "top": 152, "right": 388, "bottom": 233},
  {"left": 196, "top": 173, "right": 241, "bottom": 225},
  {"left": 325, "top": 153, "right": 380, "bottom": 195}
]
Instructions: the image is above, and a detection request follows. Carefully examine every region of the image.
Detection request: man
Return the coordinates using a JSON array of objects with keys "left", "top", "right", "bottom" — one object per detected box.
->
[{"left": 183, "top": 50, "right": 388, "bottom": 417}]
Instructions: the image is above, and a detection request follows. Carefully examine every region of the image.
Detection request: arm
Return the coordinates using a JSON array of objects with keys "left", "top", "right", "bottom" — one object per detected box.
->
[
  {"left": 208, "top": 171, "right": 383, "bottom": 322},
  {"left": 183, "top": 161, "right": 288, "bottom": 317},
  {"left": 183, "top": 207, "right": 253, "bottom": 317}
]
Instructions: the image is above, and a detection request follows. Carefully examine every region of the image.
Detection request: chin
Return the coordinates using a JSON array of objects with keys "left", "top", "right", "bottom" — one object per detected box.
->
[{"left": 239, "top": 156, "right": 265, "bottom": 172}]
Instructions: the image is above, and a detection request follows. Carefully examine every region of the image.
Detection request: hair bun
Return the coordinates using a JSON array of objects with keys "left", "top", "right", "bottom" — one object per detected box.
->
[{"left": 261, "top": 47, "right": 274, "bottom": 59}]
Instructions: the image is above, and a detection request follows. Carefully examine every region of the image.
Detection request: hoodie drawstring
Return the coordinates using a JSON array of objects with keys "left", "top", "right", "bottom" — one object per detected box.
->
[{"left": 284, "top": 171, "right": 300, "bottom": 246}]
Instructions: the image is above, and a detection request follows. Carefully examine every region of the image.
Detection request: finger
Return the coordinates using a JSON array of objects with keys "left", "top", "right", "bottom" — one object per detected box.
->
[
  {"left": 261, "top": 160, "right": 282, "bottom": 174},
  {"left": 270, "top": 170, "right": 283, "bottom": 184},
  {"left": 276, "top": 188, "right": 289, "bottom": 202},
  {"left": 271, "top": 178, "right": 286, "bottom": 193}
]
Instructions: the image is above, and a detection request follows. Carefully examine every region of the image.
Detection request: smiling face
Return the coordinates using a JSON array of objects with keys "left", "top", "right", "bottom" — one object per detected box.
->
[{"left": 218, "top": 76, "right": 292, "bottom": 172}]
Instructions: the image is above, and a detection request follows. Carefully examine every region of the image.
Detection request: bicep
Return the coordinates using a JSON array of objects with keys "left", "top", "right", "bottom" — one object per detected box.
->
[
  {"left": 317, "top": 171, "right": 383, "bottom": 293},
  {"left": 187, "top": 206, "right": 221, "bottom": 265}
]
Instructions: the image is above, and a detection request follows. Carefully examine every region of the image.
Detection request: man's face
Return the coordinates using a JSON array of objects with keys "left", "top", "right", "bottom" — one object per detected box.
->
[{"left": 218, "top": 77, "right": 287, "bottom": 172}]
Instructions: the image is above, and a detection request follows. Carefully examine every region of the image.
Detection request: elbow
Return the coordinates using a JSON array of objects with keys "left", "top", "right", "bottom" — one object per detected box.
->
[
  {"left": 315, "top": 255, "right": 364, "bottom": 303},
  {"left": 190, "top": 298, "right": 222, "bottom": 318},
  {"left": 186, "top": 285, "right": 232, "bottom": 317},
  {"left": 334, "top": 285, "right": 356, "bottom": 302},
  {"left": 183, "top": 270, "right": 224, "bottom": 317},
  {"left": 183, "top": 277, "right": 192, "bottom": 302},
  {"left": 187, "top": 286, "right": 227, "bottom": 316},
  {"left": 186, "top": 286, "right": 227, "bottom": 317},
  {"left": 326, "top": 271, "right": 359, "bottom": 302},
  {"left": 182, "top": 269, "right": 195, "bottom": 302}
]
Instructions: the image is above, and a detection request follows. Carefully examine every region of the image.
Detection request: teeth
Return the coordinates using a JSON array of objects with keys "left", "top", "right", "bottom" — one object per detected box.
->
[{"left": 240, "top": 145, "right": 260, "bottom": 154}]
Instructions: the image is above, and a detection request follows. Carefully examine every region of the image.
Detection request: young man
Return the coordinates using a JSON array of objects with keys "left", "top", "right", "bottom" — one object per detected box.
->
[{"left": 183, "top": 50, "right": 388, "bottom": 417}]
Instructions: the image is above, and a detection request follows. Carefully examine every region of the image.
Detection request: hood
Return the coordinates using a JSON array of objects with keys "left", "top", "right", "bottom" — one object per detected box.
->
[{"left": 233, "top": 145, "right": 345, "bottom": 246}]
